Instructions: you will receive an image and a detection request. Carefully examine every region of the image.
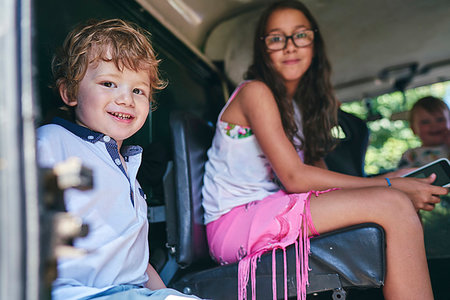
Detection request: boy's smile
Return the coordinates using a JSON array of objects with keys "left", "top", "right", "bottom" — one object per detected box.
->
[{"left": 62, "top": 59, "right": 151, "bottom": 148}]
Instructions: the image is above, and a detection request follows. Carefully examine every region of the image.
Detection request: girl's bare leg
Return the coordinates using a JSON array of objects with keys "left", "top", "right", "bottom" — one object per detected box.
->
[{"left": 310, "top": 187, "right": 433, "bottom": 300}]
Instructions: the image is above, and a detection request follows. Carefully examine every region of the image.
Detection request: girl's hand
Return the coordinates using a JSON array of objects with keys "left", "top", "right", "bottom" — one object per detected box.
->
[{"left": 391, "top": 174, "right": 448, "bottom": 211}]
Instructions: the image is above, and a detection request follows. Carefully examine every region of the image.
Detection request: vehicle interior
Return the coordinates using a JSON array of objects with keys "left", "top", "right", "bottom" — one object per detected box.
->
[{"left": 1, "top": 0, "right": 450, "bottom": 299}]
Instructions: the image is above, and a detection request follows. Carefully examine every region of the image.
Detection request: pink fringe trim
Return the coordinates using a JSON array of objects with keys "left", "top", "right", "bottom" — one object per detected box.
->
[{"left": 237, "top": 189, "right": 334, "bottom": 300}]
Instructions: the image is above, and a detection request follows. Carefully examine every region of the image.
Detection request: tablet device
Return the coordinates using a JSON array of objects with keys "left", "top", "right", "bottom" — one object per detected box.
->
[{"left": 402, "top": 158, "right": 450, "bottom": 187}]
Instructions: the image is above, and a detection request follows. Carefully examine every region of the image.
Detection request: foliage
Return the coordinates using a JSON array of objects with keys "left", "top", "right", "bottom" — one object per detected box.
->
[
  {"left": 341, "top": 81, "right": 450, "bottom": 175},
  {"left": 341, "top": 81, "right": 450, "bottom": 259},
  {"left": 421, "top": 198, "right": 450, "bottom": 257}
]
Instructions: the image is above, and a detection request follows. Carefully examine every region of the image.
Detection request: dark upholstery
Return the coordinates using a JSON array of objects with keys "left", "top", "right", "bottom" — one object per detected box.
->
[
  {"left": 169, "top": 111, "right": 213, "bottom": 267},
  {"left": 167, "top": 111, "right": 385, "bottom": 299},
  {"left": 325, "top": 109, "right": 370, "bottom": 177}
]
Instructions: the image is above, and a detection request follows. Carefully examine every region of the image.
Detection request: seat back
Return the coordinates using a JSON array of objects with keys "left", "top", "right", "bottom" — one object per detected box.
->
[
  {"left": 325, "top": 109, "right": 369, "bottom": 177},
  {"left": 168, "top": 111, "right": 214, "bottom": 267}
]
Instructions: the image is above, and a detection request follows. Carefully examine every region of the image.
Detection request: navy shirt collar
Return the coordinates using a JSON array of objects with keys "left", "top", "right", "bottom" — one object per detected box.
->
[
  {"left": 52, "top": 117, "right": 105, "bottom": 143},
  {"left": 51, "top": 117, "right": 143, "bottom": 156}
]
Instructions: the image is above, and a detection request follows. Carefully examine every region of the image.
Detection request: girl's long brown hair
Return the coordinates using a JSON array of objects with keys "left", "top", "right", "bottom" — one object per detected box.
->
[{"left": 246, "top": 0, "right": 338, "bottom": 164}]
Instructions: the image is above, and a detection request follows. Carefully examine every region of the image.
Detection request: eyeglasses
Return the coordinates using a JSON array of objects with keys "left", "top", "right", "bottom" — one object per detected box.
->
[{"left": 261, "top": 29, "right": 317, "bottom": 51}]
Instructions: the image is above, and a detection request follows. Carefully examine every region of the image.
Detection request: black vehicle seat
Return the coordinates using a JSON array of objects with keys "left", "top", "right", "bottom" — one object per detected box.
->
[
  {"left": 164, "top": 111, "right": 385, "bottom": 300},
  {"left": 325, "top": 109, "right": 369, "bottom": 177}
]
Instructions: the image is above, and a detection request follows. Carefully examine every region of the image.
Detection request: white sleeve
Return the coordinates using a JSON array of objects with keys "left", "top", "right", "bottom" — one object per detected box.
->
[{"left": 36, "top": 127, "right": 58, "bottom": 168}]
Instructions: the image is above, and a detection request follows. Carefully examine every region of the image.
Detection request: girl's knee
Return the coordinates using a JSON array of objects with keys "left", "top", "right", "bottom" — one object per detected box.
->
[
  {"left": 379, "top": 188, "right": 413, "bottom": 211},
  {"left": 378, "top": 189, "right": 423, "bottom": 230}
]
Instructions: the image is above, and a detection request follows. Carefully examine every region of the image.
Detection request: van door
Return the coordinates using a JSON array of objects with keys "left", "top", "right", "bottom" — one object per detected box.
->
[{"left": 0, "top": 0, "right": 42, "bottom": 299}]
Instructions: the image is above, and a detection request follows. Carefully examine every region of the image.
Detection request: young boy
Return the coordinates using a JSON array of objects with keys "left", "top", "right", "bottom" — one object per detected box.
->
[
  {"left": 398, "top": 96, "right": 450, "bottom": 168},
  {"left": 37, "top": 19, "right": 199, "bottom": 300}
]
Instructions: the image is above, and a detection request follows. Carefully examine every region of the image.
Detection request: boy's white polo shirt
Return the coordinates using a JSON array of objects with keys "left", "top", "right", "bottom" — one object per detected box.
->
[{"left": 37, "top": 118, "right": 149, "bottom": 300}]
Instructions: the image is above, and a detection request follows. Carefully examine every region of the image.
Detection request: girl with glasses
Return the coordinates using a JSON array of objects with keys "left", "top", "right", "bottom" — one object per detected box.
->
[{"left": 202, "top": 1, "right": 444, "bottom": 299}]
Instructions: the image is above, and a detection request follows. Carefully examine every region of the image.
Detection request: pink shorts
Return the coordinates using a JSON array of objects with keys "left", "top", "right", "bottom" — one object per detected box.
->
[{"left": 206, "top": 189, "right": 334, "bottom": 300}]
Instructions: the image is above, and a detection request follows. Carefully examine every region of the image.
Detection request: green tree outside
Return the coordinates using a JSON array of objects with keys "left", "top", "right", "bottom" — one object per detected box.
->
[
  {"left": 341, "top": 80, "right": 450, "bottom": 175},
  {"left": 341, "top": 81, "right": 450, "bottom": 258}
]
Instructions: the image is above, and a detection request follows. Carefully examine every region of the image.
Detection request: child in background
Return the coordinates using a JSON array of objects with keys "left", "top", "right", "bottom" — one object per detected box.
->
[
  {"left": 398, "top": 96, "right": 449, "bottom": 168},
  {"left": 398, "top": 96, "right": 450, "bottom": 259},
  {"left": 37, "top": 19, "right": 199, "bottom": 300}
]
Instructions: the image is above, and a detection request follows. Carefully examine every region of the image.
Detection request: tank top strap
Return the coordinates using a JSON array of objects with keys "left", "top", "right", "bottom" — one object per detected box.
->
[{"left": 217, "top": 80, "right": 253, "bottom": 122}]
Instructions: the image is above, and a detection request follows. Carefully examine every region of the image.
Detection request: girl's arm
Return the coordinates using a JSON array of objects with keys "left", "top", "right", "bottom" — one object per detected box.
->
[
  {"left": 144, "top": 263, "right": 166, "bottom": 290},
  {"left": 230, "top": 81, "right": 447, "bottom": 211},
  {"left": 313, "top": 158, "right": 328, "bottom": 169}
]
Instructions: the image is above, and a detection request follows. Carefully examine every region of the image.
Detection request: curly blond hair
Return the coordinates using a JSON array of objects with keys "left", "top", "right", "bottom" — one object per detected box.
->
[{"left": 52, "top": 18, "right": 166, "bottom": 108}]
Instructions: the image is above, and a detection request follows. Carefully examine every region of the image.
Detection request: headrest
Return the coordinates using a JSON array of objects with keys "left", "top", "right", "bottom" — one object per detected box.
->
[{"left": 205, "top": 9, "right": 262, "bottom": 86}]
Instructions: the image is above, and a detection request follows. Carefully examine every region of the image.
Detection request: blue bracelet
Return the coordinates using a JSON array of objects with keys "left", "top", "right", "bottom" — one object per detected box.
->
[{"left": 385, "top": 177, "right": 392, "bottom": 187}]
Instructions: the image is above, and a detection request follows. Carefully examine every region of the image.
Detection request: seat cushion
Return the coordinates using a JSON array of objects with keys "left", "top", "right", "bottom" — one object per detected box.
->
[{"left": 171, "top": 223, "right": 385, "bottom": 299}]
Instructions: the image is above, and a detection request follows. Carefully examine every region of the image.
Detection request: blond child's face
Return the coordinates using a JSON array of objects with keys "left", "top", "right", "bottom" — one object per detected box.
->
[
  {"left": 61, "top": 59, "right": 151, "bottom": 148},
  {"left": 411, "top": 107, "right": 450, "bottom": 147}
]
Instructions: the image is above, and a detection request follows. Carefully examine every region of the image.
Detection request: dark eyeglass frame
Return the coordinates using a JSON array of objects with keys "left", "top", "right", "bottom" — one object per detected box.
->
[{"left": 261, "top": 29, "right": 318, "bottom": 50}]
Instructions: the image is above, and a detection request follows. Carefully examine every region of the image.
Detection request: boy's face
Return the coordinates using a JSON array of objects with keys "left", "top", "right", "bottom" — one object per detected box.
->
[
  {"left": 411, "top": 107, "right": 450, "bottom": 147},
  {"left": 61, "top": 59, "right": 151, "bottom": 148}
]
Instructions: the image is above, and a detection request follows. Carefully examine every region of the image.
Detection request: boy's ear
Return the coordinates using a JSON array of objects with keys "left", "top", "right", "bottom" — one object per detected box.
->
[
  {"left": 59, "top": 84, "right": 77, "bottom": 107},
  {"left": 410, "top": 123, "right": 418, "bottom": 135}
]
